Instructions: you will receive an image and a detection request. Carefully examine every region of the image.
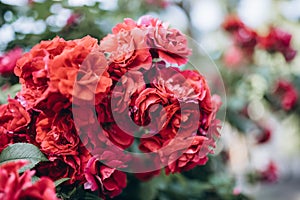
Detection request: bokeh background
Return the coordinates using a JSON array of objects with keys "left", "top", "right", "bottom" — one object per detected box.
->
[{"left": 1, "top": 0, "right": 300, "bottom": 199}]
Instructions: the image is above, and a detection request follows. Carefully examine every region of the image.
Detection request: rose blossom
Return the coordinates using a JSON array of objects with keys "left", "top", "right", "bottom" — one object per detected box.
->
[
  {"left": 14, "top": 36, "right": 107, "bottom": 109},
  {"left": 100, "top": 23, "right": 152, "bottom": 80},
  {"left": 35, "top": 110, "right": 80, "bottom": 156},
  {"left": 0, "top": 47, "right": 22, "bottom": 75},
  {"left": 274, "top": 80, "right": 298, "bottom": 111},
  {"left": 135, "top": 67, "right": 220, "bottom": 174},
  {"left": 35, "top": 145, "right": 91, "bottom": 184},
  {"left": 66, "top": 13, "right": 81, "bottom": 26},
  {"left": 138, "top": 15, "right": 192, "bottom": 66},
  {"left": 259, "top": 27, "right": 297, "bottom": 62},
  {"left": 223, "top": 15, "right": 258, "bottom": 56},
  {"left": 0, "top": 98, "right": 31, "bottom": 152},
  {"left": 256, "top": 127, "right": 272, "bottom": 144},
  {"left": 258, "top": 161, "right": 278, "bottom": 183},
  {"left": 0, "top": 160, "right": 58, "bottom": 200},
  {"left": 222, "top": 15, "right": 245, "bottom": 32},
  {"left": 133, "top": 67, "right": 214, "bottom": 135},
  {"left": 84, "top": 156, "right": 127, "bottom": 199},
  {"left": 0, "top": 98, "right": 31, "bottom": 133}
]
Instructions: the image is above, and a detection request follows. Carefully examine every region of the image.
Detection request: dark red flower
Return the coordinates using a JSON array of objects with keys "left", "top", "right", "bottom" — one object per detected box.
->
[
  {"left": 164, "top": 136, "right": 209, "bottom": 174},
  {"left": 222, "top": 15, "right": 245, "bottom": 32},
  {"left": 66, "top": 13, "right": 81, "bottom": 26},
  {"left": 259, "top": 27, "right": 297, "bottom": 62},
  {"left": 102, "top": 123, "right": 134, "bottom": 149},
  {"left": 258, "top": 161, "right": 278, "bottom": 183},
  {"left": 274, "top": 80, "right": 298, "bottom": 111},
  {"left": 0, "top": 128, "right": 12, "bottom": 153},
  {"left": 0, "top": 160, "right": 58, "bottom": 200},
  {"left": 139, "top": 135, "right": 209, "bottom": 174},
  {"left": 35, "top": 146, "right": 91, "bottom": 184},
  {"left": 0, "top": 98, "right": 31, "bottom": 152},
  {"left": 233, "top": 28, "right": 257, "bottom": 55},
  {"left": 138, "top": 15, "right": 192, "bottom": 66},
  {"left": 256, "top": 127, "right": 272, "bottom": 144},
  {"left": 223, "top": 15, "right": 257, "bottom": 57},
  {"left": 0, "top": 47, "right": 22, "bottom": 75},
  {"left": 84, "top": 156, "right": 127, "bottom": 199}
]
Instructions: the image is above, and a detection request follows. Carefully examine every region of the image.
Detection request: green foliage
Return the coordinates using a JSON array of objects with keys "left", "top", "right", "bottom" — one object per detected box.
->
[
  {"left": 0, "top": 143, "right": 48, "bottom": 172},
  {"left": 54, "top": 178, "right": 71, "bottom": 187}
]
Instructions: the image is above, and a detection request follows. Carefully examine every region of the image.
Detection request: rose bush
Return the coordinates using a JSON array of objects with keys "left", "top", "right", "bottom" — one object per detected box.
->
[{"left": 0, "top": 16, "right": 221, "bottom": 199}]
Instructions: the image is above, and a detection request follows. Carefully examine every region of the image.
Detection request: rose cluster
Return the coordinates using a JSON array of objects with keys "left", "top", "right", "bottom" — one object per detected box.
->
[
  {"left": 0, "top": 16, "right": 221, "bottom": 199},
  {"left": 222, "top": 15, "right": 297, "bottom": 64}
]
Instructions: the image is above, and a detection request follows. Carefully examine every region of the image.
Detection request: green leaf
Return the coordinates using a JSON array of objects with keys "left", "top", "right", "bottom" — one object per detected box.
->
[
  {"left": 55, "top": 178, "right": 70, "bottom": 187},
  {"left": 0, "top": 143, "right": 48, "bottom": 172},
  {"left": 31, "top": 176, "right": 40, "bottom": 184}
]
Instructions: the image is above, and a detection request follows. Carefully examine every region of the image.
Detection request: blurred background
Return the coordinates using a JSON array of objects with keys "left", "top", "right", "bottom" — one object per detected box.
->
[{"left": 1, "top": 0, "right": 300, "bottom": 199}]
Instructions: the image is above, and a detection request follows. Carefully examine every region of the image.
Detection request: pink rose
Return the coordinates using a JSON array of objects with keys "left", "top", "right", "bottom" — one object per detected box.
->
[{"left": 0, "top": 47, "right": 22, "bottom": 75}]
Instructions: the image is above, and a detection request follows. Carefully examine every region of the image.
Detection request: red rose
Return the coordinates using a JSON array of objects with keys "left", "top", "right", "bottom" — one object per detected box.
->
[
  {"left": 136, "top": 67, "right": 220, "bottom": 174},
  {"left": 0, "top": 98, "right": 31, "bottom": 152},
  {"left": 84, "top": 156, "right": 127, "bottom": 199},
  {"left": 14, "top": 36, "right": 101, "bottom": 109},
  {"left": 36, "top": 146, "right": 91, "bottom": 184},
  {"left": 0, "top": 129, "right": 12, "bottom": 153},
  {"left": 164, "top": 136, "right": 209, "bottom": 174},
  {"left": 223, "top": 15, "right": 257, "bottom": 56},
  {"left": 256, "top": 127, "right": 272, "bottom": 144},
  {"left": 133, "top": 67, "right": 214, "bottom": 136},
  {"left": 0, "top": 160, "right": 58, "bottom": 200},
  {"left": 102, "top": 122, "right": 134, "bottom": 149},
  {"left": 18, "top": 178, "right": 58, "bottom": 200},
  {"left": 140, "top": 135, "right": 209, "bottom": 174},
  {"left": 138, "top": 16, "right": 191, "bottom": 65},
  {"left": 0, "top": 47, "right": 22, "bottom": 75},
  {"left": 258, "top": 161, "right": 278, "bottom": 183},
  {"left": 35, "top": 110, "right": 80, "bottom": 156},
  {"left": 72, "top": 48, "right": 112, "bottom": 104},
  {"left": 100, "top": 25, "right": 152, "bottom": 80},
  {"left": 0, "top": 98, "right": 31, "bottom": 133},
  {"left": 259, "top": 27, "right": 297, "bottom": 62},
  {"left": 15, "top": 36, "right": 68, "bottom": 91},
  {"left": 66, "top": 13, "right": 81, "bottom": 26},
  {"left": 233, "top": 27, "right": 257, "bottom": 55},
  {"left": 111, "top": 70, "right": 145, "bottom": 113},
  {"left": 274, "top": 80, "right": 298, "bottom": 111},
  {"left": 222, "top": 15, "right": 245, "bottom": 32}
]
